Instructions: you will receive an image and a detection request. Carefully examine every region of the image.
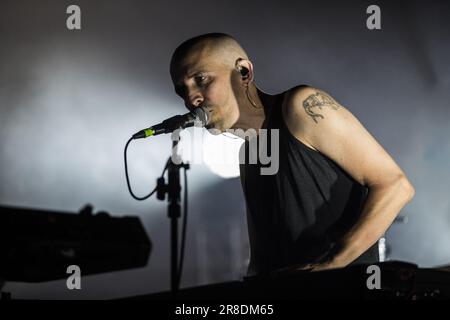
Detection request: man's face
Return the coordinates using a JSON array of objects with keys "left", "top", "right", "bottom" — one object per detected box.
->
[{"left": 171, "top": 51, "right": 241, "bottom": 133}]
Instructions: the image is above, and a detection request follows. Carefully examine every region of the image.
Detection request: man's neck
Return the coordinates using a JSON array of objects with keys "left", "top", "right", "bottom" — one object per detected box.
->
[{"left": 230, "top": 86, "right": 278, "bottom": 133}]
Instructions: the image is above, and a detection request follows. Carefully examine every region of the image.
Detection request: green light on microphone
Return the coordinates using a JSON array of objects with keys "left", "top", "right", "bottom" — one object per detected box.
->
[{"left": 144, "top": 128, "right": 155, "bottom": 137}]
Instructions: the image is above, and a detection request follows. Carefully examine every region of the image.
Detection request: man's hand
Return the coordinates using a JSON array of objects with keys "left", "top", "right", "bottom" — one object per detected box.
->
[
  {"left": 297, "top": 262, "right": 333, "bottom": 272},
  {"left": 268, "top": 262, "right": 336, "bottom": 279}
]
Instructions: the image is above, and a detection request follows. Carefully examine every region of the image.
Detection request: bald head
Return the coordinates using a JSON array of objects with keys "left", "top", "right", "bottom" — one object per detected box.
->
[
  {"left": 170, "top": 33, "right": 249, "bottom": 81},
  {"left": 168, "top": 33, "right": 256, "bottom": 132}
]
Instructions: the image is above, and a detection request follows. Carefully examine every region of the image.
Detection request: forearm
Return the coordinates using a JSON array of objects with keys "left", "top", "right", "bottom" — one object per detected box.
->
[{"left": 329, "top": 176, "right": 415, "bottom": 268}]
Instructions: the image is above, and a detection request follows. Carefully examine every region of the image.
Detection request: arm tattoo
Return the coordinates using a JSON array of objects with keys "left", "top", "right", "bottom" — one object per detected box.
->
[{"left": 302, "top": 91, "right": 340, "bottom": 123}]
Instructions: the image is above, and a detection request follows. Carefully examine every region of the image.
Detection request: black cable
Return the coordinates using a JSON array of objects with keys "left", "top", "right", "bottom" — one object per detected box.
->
[
  {"left": 125, "top": 136, "right": 187, "bottom": 288},
  {"left": 177, "top": 166, "right": 188, "bottom": 288},
  {"left": 124, "top": 137, "right": 168, "bottom": 200}
]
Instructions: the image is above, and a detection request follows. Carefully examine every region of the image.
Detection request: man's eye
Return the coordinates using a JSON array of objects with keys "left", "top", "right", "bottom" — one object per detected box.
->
[{"left": 195, "top": 75, "right": 207, "bottom": 84}]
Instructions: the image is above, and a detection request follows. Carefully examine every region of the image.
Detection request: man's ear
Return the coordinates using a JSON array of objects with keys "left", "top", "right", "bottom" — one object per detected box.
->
[{"left": 235, "top": 58, "right": 254, "bottom": 85}]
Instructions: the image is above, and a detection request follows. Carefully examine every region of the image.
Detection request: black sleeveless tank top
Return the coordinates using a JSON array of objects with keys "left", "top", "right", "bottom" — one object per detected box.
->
[{"left": 240, "top": 92, "right": 379, "bottom": 275}]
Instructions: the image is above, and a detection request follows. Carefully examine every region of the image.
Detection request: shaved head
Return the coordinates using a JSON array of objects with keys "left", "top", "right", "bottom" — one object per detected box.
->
[
  {"left": 169, "top": 33, "right": 256, "bottom": 133},
  {"left": 170, "top": 33, "right": 249, "bottom": 81}
]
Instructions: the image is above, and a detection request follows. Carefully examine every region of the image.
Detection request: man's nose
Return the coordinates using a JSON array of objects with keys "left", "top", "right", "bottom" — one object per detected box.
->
[{"left": 187, "top": 92, "right": 204, "bottom": 109}]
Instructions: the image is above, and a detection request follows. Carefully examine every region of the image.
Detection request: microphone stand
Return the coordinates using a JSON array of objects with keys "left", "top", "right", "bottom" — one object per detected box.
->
[{"left": 156, "top": 132, "right": 189, "bottom": 297}]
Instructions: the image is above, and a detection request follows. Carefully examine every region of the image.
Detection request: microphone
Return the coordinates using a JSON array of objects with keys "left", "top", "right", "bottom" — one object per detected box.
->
[{"left": 132, "top": 107, "right": 210, "bottom": 139}]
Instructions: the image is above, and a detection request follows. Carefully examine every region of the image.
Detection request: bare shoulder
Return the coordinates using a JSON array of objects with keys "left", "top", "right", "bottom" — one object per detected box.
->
[
  {"left": 282, "top": 85, "right": 412, "bottom": 188},
  {"left": 283, "top": 85, "right": 343, "bottom": 125},
  {"left": 282, "top": 85, "right": 344, "bottom": 151}
]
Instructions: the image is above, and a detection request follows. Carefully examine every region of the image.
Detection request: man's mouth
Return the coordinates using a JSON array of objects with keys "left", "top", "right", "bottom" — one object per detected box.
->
[
  {"left": 203, "top": 107, "right": 215, "bottom": 129},
  {"left": 201, "top": 105, "right": 213, "bottom": 113},
  {"left": 202, "top": 105, "right": 214, "bottom": 120}
]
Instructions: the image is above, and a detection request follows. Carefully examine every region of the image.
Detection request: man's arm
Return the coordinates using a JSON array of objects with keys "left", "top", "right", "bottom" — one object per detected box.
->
[{"left": 284, "top": 86, "right": 415, "bottom": 270}]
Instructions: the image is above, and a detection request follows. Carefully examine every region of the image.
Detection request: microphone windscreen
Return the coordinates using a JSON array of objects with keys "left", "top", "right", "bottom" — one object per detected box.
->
[{"left": 193, "top": 107, "right": 209, "bottom": 127}]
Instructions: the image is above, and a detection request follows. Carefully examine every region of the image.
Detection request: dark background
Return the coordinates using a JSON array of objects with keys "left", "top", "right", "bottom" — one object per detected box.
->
[{"left": 0, "top": 0, "right": 449, "bottom": 299}]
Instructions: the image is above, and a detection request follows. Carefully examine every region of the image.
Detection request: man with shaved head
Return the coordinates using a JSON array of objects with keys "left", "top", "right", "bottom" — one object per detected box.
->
[
  {"left": 170, "top": 33, "right": 415, "bottom": 276},
  {"left": 170, "top": 34, "right": 262, "bottom": 133}
]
